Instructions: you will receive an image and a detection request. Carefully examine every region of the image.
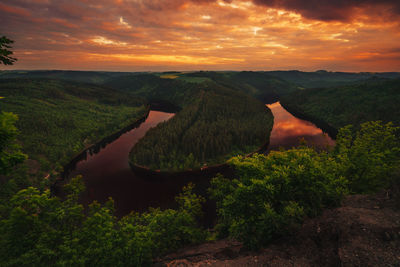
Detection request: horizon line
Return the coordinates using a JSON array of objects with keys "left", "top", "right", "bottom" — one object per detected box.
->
[{"left": 1, "top": 69, "right": 399, "bottom": 74}]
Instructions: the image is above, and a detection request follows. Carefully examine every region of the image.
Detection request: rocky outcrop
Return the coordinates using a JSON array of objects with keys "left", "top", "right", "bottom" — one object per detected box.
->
[{"left": 156, "top": 190, "right": 400, "bottom": 266}]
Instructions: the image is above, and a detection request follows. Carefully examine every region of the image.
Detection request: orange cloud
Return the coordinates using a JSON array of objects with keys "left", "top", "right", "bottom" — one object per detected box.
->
[
  {"left": 0, "top": 2, "right": 30, "bottom": 17},
  {"left": 0, "top": 0, "right": 399, "bottom": 71}
]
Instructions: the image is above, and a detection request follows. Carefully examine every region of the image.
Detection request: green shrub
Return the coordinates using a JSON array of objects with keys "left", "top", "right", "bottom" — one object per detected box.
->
[
  {"left": 0, "top": 177, "right": 207, "bottom": 266},
  {"left": 210, "top": 148, "right": 347, "bottom": 249},
  {"left": 334, "top": 121, "right": 400, "bottom": 193},
  {"left": 210, "top": 121, "right": 400, "bottom": 249}
]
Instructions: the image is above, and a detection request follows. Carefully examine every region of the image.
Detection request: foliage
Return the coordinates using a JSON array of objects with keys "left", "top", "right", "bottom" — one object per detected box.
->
[
  {"left": 210, "top": 149, "right": 346, "bottom": 249},
  {"left": 281, "top": 78, "right": 400, "bottom": 130},
  {"left": 0, "top": 78, "right": 147, "bottom": 173},
  {"left": 0, "top": 111, "right": 29, "bottom": 217},
  {"left": 210, "top": 121, "right": 400, "bottom": 249},
  {"left": 104, "top": 73, "right": 203, "bottom": 108},
  {"left": 0, "top": 70, "right": 134, "bottom": 85},
  {"left": 0, "top": 177, "right": 207, "bottom": 266},
  {"left": 267, "top": 70, "right": 400, "bottom": 88},
  {"left": 1, "top": 67, "right": 400, "bottom": 260},
  {"left": 183, "top": 71, "right": 297, "bottom": 102},
  {"left": 333, "top": 121, "right": 400, "bottom": 193},
  {"left": 0, "top": 36, "right": 17, "bottom": 65},
  {"left": 0, "top": 112, "right": 26, "bottom": 175},
  {"left": 130, "top": 84, "right": 273, "bottom": 171}
]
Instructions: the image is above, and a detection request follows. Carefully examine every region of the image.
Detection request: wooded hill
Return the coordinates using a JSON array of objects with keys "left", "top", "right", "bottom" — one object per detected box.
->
[
  {"left": 0, "top": 78, "right": 147, "bottom": 175},
  {"left": 179, "top": 71, "right": 298, "bottom": 103},
  {"left": 1, "top": 70, "right": 400, "bottom": 266},
  {"left": 266, "top": 70, "right": 400, "bottom": 88},
  {"left": 130, "top": 83, "right": 273, "bottom": 171},
  {"left": 281, "top": 78, "right": 400, "bottom": 131}
]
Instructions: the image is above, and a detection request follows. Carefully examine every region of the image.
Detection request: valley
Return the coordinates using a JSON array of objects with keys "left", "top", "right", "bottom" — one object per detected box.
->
[{"left": 0, "top": 70, "right": 399, "bottom": 266}]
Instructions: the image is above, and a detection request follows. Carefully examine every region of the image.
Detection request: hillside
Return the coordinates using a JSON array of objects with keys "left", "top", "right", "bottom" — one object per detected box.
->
[
  {"left": 0, "top": 78, "right": 147, "bottom": 173},
  {"left": 180, "top": 71, "right": 298, "bottom": 103},
  {"left": 0, "top": 70, "right": 134, "bottom": 85},
  {"left": 130, "top": 84, "right": 273, "bottom": 171},
  {"left": 103, "top": 73, "right": 202, "bottom": 108},
  {"left": 0, "top": 72, "right": 279, "bottom": 174},
  {"left": 267, "top": 70, "right": 400, "bottom": 88},
  {"left": 0, "top": 72, "right": 399, "bottom": 266},
  {"left": 281, "top": 78, "right": 400, "bottom": 131}
]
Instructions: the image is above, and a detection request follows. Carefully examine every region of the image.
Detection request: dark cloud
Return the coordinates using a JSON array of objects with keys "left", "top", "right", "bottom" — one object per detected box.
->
[{"left": 252, "top": 0, "right": 400, "bottom": 21}]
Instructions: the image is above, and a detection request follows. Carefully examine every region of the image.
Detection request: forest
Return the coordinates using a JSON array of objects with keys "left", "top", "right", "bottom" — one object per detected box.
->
[
  {"left": 281, "top": 78, "right": 400, "bottom": 130},
  {"left": 0, "top": 78, "right": 148, "bottom": 179},
  {"left": 130, "top": 84, "right": 273, "bottom": 171},
  {"left": 0, "top": 68, "right": 400, "bottom": 266},
  {"left": 1, "top": 112, "right": 399, "bottom": 265},
  {"left": 179, "top": 71, "right": 298, "bottom": 103},
  {"left": 266, "top": 70, "right": 400, "bottom": 88}
]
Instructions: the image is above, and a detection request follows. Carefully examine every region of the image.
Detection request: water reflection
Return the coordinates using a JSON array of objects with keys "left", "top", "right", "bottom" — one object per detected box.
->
[
  {"left": 66, "top": 104, "right": 334, "bottom": 219},
  {"left": 267, "top": 102, "right": 335, "bottom": 152},
  {"left": 68, "top": 110, "right": 178, "bottom": 216}
]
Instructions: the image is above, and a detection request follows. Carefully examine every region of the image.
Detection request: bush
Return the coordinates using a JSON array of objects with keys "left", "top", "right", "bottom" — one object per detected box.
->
[
  {"left": 210, "top": 121, "right": 400, "bottom": 249},
  {"left": 210, "top": 148, "right": 347, "bottom": 249},
  {"left": 0, "top": 177, "right": 207, "bottom": 266},
  {"left": 334, "top": 121, "right": 400, "bottom": 193}
]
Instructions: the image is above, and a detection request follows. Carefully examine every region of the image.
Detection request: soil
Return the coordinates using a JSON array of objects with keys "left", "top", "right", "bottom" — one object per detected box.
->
[{"left": 156, "top": 189, "right": 400, "bottom": 267}]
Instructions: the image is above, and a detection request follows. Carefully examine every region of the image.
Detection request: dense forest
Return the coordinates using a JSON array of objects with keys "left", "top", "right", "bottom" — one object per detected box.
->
[
  {"left": 0, "top": 78, "right": 147, "bottom": 177},
  {"left": 266, "top": 70, "right": 400, "bottom": 88},
  {"left": 0, "top": 71, "right": 295, "bottom": 175},
  {"left": 0, "top": 70, "right": 299, "bottom": 103},
  {"left": 179, "top": 71, "right": 298, "bottom": 103},
  {"left": 130, "top": 84, "right": 273, "bottom": 171},
  {"left": 1, "top": 113, "right": 399, "bottom": 265},
  {"left": 1, "top": 67, "right": 400, "bottom": 265},
  {"left": 281, "top": 78, "right": 400, "bottom": 130},
  {"left": 103, "top": 74, "right": 203, "bottom": 108},
  {"left": 0, "top": 70, "right": 134, "bottom": 85}
]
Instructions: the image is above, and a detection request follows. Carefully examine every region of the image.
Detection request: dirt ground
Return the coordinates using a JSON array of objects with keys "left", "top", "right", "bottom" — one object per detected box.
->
[{"left": 156, "top": 188, "right": 400, "bottom": 267}]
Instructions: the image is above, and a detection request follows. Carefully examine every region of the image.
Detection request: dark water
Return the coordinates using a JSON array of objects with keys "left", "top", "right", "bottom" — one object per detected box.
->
[
  {"left": 68, "top": 110, "right": 183, "bottom": 216},
  {"left": 267, "top": 102, "right": 335, "bottom": 151},
  {"left": 67, "top": 103, "right": 334, "bottom": 219}
]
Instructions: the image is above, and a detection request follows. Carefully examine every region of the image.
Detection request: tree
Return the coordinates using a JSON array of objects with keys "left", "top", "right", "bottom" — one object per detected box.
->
[
  {"left": 0, "top": 36, "right": 17, "bottom": 65},
  {"left": 0, "top": 112, "right": 27, "bottom": 175}
]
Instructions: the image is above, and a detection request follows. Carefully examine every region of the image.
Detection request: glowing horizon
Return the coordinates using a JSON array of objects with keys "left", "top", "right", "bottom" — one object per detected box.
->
[{"left": 1, "top": 0, "right": 400, "bottom": 72}]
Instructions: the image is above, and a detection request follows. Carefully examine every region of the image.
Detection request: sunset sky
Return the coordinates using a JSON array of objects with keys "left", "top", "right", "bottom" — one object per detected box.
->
[{"left": 1, "top": 0, "right": 400, "bottom": 72}]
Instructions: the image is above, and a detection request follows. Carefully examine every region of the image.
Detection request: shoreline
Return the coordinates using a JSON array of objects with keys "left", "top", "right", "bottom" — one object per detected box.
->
[
  {"left": 279, "top": 100, "right": 338, "bottom": 139},
  {"left": 129, "top": 104, "right": 273, "bottom": 179},
  {"left": 51, "top": 106, "right": 151, "bottom": 194},
  {"left": 129, "top": 140, "right": 271, "bottom": 180}
]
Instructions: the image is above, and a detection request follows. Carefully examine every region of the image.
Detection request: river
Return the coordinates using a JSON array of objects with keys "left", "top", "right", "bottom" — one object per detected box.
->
[
  {"left": 66, "top": 102, "right": 334, "bottom": 218},
  {"left": 266, "top": 102, "right": 335, "bottom": 151},
  {"left": 67, "top": 110, "right": 182, "bottom": 216}
]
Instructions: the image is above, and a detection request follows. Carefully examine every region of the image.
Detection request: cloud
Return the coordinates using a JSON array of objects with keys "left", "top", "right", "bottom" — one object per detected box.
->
[
  {"left": 0, "top": 0, "right": 399, "bottom": 71},
  {"left": 252, "top": 0, "right": 400, "bottom": 21}
]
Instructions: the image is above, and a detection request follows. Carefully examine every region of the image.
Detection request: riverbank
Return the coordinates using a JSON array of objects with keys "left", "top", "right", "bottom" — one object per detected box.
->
[
  {"left": 130, "top": 101, "right": 336, "bottom": 179},
  {"left": 129, "top": 129, "right": 271, "bottom": 180},
  {"left": 129, "top": 88, "right": 274, "bottom": 174},
  {"left": 52, "top": 106, "right": 151, "bottom": 194},
  {"left": 279, "top": 99, "right": 338, "bottom": 139}
]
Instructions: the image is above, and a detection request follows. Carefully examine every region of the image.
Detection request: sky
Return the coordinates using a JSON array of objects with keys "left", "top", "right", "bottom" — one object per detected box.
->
[{"left": 1, "top": 0, "right": 400, "bottom": 72}]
